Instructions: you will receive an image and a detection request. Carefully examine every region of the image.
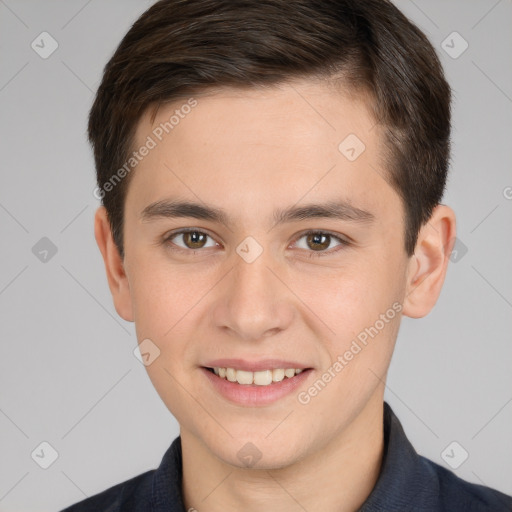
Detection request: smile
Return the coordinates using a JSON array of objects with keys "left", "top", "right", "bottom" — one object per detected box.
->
[
  {"left": 207, "top": 367, "right": 304, "bottom": 386},
  {"left": 202, "top": 365, "right": 313, "bottom": 406}
]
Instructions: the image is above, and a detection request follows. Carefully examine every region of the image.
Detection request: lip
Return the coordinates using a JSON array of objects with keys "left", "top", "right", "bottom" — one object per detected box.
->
[
  {"left": 200, "top": 366, "right": 313, "bottom": 407},
  {"left": 203, "top": 358, "right": 310, "bottom": 372}
]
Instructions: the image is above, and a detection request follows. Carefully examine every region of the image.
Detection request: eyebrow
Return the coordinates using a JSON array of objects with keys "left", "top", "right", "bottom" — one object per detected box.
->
[{"left": 140, "top": 198, "right": 375, "bottom": 228}]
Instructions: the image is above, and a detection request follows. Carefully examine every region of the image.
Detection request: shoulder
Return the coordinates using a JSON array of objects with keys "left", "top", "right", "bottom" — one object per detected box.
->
[
  {"left": 366, "top": 403, "right": 512, "bottom": 512},
  {"left": 59, "top": 469, "right": 155, "bottom": 512},
  {"left": 418, "top": 455, "right": 512, "bottom": 512}
]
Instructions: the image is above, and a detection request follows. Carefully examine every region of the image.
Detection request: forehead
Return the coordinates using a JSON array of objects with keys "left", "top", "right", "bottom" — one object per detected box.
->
[
  {"left": 127, "top": 80, "right": 400, "bottom": 229},
  {"left": 138, "top": 80, "right": 377, "bottom": 162}
]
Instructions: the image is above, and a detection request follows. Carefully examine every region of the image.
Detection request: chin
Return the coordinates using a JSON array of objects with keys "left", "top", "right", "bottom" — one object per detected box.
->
[{"left": 206, "top": 432, "right": 311, "bottom": 471}]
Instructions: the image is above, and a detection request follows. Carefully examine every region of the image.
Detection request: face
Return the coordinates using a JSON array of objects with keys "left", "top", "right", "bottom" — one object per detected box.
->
[{"left": 114, "top": 80, "right": 415, "bottom": 468}]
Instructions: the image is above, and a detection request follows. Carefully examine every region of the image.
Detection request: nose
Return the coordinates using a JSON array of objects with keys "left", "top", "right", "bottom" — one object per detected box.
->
[{"left": 211, "top": 251, "right": 295, "bottom": 342}]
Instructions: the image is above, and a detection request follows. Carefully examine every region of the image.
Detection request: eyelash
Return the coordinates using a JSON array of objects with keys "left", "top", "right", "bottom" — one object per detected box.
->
[{"left": 162, "top": 228, "right": 350, "bottom": 258}]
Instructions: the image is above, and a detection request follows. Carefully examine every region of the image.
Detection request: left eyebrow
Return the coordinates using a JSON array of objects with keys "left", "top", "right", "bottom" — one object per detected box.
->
[
  {"left": 141, "top": 199, "right": 230, "bottom": 226},
  {"left": 140, "top": 198, "right": 375, "bottom": 228},
  {"left": 272, "top": 201, "right": 375, "bottom": 226}
]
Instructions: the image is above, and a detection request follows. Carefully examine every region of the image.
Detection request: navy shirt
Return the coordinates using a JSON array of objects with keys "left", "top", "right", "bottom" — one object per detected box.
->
[{"left": 60, "top": 402, "right": 512, "bottom": 511}]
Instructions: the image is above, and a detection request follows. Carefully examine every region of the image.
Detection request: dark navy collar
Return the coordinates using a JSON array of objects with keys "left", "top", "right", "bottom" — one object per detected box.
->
[
  {"left": 359, "top": 401, "right": 435, "bottom": 511},
  {"left": 148, "top": 401, "right": 512, "bottom": 512}
]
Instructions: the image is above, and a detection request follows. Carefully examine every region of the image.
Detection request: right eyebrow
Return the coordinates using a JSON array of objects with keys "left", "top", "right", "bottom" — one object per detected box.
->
[{"left": 141, "top": 199, "right": 231, "bottom": 227}]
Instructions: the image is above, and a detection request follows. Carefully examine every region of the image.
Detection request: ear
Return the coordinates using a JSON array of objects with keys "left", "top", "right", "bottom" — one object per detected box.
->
[
  {"left": 402, "top": 204, "right": 456, "bottom": 319},
  {"left": 94, "top": 206, "right": 134, "bottom": 322}
]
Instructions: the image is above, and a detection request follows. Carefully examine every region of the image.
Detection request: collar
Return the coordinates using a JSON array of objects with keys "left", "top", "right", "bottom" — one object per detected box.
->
[
  {"left": 149, "top": 402, "right": 437, "bottom": 511},
  {"left": 359, "top": 401, "right": 438, "bottom": 511}
]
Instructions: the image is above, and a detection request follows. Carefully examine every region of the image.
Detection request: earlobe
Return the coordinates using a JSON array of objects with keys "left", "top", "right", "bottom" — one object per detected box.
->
[
  {"left": 94, "top": 206, "right": 134, "bottom": 322},
  {"left": 402, "top": 205, "right": 456, "bottom": 319}
]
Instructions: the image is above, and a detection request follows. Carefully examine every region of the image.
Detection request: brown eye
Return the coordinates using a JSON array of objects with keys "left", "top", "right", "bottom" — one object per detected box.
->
[
  {"left": 182, "top": 231, "right": 208, "bottom": 249},
  {"left": 165, "top": 230, "right": 217, "bottom": 251},
  {"left": 293, "top": 230, "right": 349, "bottom": 256},
  {"left": 306, "top": 232, "right": 331, "bottom": 251}
]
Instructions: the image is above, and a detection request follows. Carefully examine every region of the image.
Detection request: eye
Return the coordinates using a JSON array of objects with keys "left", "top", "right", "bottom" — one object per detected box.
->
[
  {"left": 293, "top": 231, "right": 349, "bottom": 256},
  {"left": 164, "top": 229, "right": 219, "bottom": 251}
]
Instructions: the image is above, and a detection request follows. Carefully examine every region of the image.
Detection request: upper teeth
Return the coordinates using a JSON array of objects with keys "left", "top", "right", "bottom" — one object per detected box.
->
[{"left": 213, "top": 367, "right": 303, "bottom": 385}]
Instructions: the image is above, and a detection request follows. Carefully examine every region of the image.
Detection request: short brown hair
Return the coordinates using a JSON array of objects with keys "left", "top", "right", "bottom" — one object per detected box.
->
[{"left": 88, "top": 0, "right": 451, "bottom": 258}]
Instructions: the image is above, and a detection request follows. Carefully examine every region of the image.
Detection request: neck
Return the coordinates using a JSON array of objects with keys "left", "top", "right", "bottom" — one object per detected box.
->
[{"left": 181, "top": 395, "right": 385, "bottom": 512}]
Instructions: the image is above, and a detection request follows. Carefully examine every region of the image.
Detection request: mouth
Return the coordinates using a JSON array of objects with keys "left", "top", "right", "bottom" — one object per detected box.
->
[
  {"left": 200, "top": 363, "right": 313, "bottom": 406},
  {"left": 203, "top": 366, "right": 308, "bottom": 386}
]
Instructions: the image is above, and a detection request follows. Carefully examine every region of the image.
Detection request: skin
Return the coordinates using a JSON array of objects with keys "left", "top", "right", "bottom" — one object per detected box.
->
[{"left": 95, "top": 79, "right": 456, "bottom": 512}]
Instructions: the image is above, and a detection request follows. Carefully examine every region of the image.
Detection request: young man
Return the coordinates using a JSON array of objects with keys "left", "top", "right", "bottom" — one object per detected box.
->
[{"left": 61, "top": 0, "right": 512, "bottom": 510}]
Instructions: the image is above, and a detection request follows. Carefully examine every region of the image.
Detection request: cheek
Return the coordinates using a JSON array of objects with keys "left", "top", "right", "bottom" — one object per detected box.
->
[
  {"left": 128, "top": 257, "right": 204, "bottom": 410},
  {"left": 290, "top": 252, "right": 405, "bottom": 360},
  {"left": 127, "top": 252, "right": 220, "bottom": 389},
  {"left": 289, "top": 261, "right": 384, "bottom": 331},
  {"left": 128, "top": 250, "right": 207, "bottom": 337}
]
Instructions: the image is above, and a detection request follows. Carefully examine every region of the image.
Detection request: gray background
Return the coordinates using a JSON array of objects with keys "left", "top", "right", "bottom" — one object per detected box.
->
[{"left": 0, "top": 1, "right": 511, "bottom": 510}]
